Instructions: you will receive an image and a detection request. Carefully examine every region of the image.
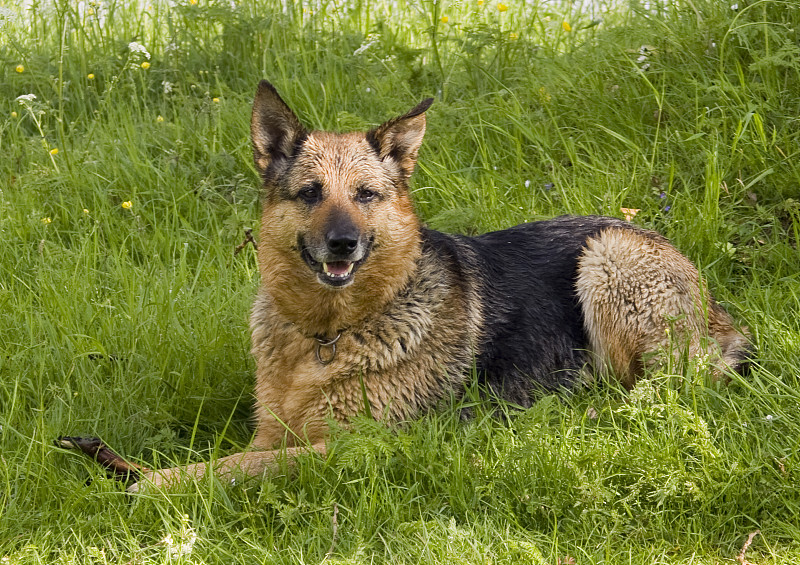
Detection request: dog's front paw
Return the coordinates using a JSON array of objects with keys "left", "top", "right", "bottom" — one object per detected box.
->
[
  {"left": 126, "top": 470, "right": 161, "bottom": 493},
  {"left": 126, "top": 479, "right": 145, "bottom": 493},
  {"left": 126, "top": 463, "right": 209, "bottom": 493}
]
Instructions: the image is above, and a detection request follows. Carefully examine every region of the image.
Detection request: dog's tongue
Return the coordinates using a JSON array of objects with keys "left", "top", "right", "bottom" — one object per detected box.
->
[{"left": 325, "top": 261, "right": 351, "bottom": 276}]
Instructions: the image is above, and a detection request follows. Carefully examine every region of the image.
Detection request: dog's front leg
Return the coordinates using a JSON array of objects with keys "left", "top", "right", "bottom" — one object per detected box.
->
[{"left": 127, "top": 443, "right": 326, "bottom": 492}]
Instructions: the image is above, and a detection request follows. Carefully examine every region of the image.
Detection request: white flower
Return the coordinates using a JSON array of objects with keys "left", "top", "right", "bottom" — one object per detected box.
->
[
  {"left": 524, "top": 180, "right": 531, "bottom": 188},
  {"left": 162, "top": 514, "right": 198, "bottom": 558},
  {"left": 354, "top": 41, "right": 377, "bottom": 56},
  {"left": 162, "top": 80, "right": 173, "bottom": 94},
  {"left": 166, "top": 529, "right": 197, "bottom": 557},
  {"left": 16, "top": 94, "right": 37, "bottom": 102},
  {"left": 128, "top": 41, "right": 151, "bottom": 59},
  {"left": 354, "top": 33, "right": 381, "bottom": 56}
]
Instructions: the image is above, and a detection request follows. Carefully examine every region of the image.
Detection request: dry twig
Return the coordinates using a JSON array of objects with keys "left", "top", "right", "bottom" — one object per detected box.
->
[
  {"left": 737, "top": 529, "right": 760, "bottom": 565},
  {"left": 234, "top": 228, "right": 258, "bottom": 255}
]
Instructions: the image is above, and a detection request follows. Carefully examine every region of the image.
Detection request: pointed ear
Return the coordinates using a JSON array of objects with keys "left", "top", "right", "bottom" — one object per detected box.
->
[
  {"left": 367, "top": 98, "right": 433, "bottom": 179},
  {"left": 251, "top": 80, "right": 308, "bottom": 178}
]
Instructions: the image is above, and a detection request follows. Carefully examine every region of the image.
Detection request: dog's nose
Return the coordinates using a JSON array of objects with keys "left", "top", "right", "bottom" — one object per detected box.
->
[{"left": 326, "top": 229, "right": 359, "bottom": 256}]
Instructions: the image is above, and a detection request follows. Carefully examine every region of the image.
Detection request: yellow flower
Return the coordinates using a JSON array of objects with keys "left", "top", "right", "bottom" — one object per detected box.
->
[
  {"left": 87, "top": 73, "right": 95, "bottom": 80},
  {"left": 189, "top": 0, "right": 197, "bottom": 4},
  {"left": 538, "top": 86, "right": 551, "bottom": 104},
  {"left": 140, "top": 61, "right": 151, "bottom": 70},
  {"left": 41, "top": 217, "right": 52, "bottom": 225},
  {"left": 477, "top": 0, "right": 484, "bottom": 5},
  {"left": 11, "top": 111, "right": 18, "bottom": 118},
  {"left": 83, "top": 208, "right": 90, "bottom": 215},
  {"left": 509, "top": 32, "right": 518, "bottom": 40},
  {"left": 15, "top": 64, "right": 24, "bottom": 73},
  {"left": 212, "top": 97, "right": 220, "bottom": 103},
  {"left": 156, "top": 115, "right": 165, "bottom": 122},
  {"left": 440, "top": 15, "right": 449, "bottom": 23},
  {"left": 497, "top": 3, "right": 507, "bottom": 12},
  {"left": 49, "top": 148, "right": 59, "bottom": 156},
  {"left": 620, "top": 207, "right": 641, "bottom": 221},
  {"left": 122, "top": 201, "right": 133, "bottom": 210},
  {"left": 562, "top": 21, "right": 572, "bottom": 32}
]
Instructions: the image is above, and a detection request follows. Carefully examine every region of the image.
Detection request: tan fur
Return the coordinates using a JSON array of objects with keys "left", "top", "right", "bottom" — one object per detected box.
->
[
  {"left": 576, "top": 227, "right": 747, "bottom": 388},
  {"left": 248, "top": 249, "right": 482, "bottom": 451}
]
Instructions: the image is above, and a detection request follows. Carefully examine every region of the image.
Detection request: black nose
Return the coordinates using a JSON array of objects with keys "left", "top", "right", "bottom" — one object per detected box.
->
[{"left": 326, "top": 229, "right": 359, "bottom": 256}]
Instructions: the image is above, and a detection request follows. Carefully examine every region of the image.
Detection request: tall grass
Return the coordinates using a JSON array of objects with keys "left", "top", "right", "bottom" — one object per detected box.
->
[{"left": 2, "top": 0, "right": 800, "bottom": 563}]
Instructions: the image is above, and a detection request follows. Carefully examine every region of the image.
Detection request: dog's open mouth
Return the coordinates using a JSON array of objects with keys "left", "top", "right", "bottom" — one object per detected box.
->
[
  {"left": 323, "top": 260, "right": 355, "bottom": 279},
  {"left": 301, "top": 248, "right": 369, "bottom": 288}
]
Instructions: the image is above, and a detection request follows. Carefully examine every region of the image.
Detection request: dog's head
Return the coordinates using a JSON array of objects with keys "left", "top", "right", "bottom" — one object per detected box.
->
[{"left": 251, "top": 81, "right": 432, "bottom": 325}]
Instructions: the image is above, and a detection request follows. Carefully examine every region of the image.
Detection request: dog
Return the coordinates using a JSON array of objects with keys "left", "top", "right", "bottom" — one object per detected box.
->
[{"left": 125, "top": 80, "right": 750, "bottom": 491}]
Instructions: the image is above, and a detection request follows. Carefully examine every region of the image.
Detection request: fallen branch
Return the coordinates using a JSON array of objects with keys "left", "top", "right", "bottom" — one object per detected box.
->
[{"left": 56, "top": 436, "right": 148, "bottom": 481}]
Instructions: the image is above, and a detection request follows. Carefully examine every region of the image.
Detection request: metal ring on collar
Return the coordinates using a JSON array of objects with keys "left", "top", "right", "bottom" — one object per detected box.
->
[{"left": 315, "top": 333, "right": 341, "bottom": 365}]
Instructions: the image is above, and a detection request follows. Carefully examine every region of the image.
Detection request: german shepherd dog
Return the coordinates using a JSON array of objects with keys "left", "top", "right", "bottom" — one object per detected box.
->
[{"left": 123, "top": 81, "right": 749, "bottom": 490}]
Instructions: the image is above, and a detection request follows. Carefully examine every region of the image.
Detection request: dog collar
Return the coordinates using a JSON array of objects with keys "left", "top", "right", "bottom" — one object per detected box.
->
[{"left": 314, "top": 332, "right": 342, "bottom": 365}]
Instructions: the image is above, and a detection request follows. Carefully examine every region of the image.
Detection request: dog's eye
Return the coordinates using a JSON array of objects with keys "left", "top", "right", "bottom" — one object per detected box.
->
[
  {"left": 298, "top": 183, "right": 322, "bottom": 203},
  {"left": 356, "top": 188, "right": 378, "bottom": 203}
]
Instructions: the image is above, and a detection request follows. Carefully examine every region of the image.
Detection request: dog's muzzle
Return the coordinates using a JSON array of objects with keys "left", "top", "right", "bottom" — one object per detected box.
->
[{"left": 300, "top": 233, "right": 373, "bottom": 288}]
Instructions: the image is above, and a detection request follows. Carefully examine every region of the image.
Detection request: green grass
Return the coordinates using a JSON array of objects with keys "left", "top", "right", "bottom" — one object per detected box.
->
[{"left": 2, "top": 0, "right": 800, "bottom": 562}]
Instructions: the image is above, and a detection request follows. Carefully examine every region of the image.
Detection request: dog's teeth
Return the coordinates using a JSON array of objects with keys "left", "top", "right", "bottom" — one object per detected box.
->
[{"left": 323, "top": 262, "right": 354, "bottom": 278}]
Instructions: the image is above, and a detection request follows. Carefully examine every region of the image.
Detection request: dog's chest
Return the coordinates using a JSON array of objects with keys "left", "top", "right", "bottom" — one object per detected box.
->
[{"left": 249, "top": 255, "right": 478, "bottom": 424}]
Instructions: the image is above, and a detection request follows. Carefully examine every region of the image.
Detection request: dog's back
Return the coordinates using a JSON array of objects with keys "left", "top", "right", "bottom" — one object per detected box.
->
[
  {"left": 436, "top": 216, "right": 629, "bottom": 403},
  {"left": 427, "top": 215, "right": 749, "bottom": 405}
]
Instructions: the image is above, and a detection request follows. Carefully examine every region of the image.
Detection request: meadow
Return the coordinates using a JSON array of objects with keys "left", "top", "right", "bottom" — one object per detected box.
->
[{"left": 1, "top": 0, "right": 800, "bottom": 562}]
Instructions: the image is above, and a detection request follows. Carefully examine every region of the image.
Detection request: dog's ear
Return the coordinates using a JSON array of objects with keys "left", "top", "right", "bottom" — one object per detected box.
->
[
  {"left": 251, "top": 80, "right": 308, "bottom": 179},
  {"left": 367, "top": 98, "right": 433, "bottom": 179}
]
